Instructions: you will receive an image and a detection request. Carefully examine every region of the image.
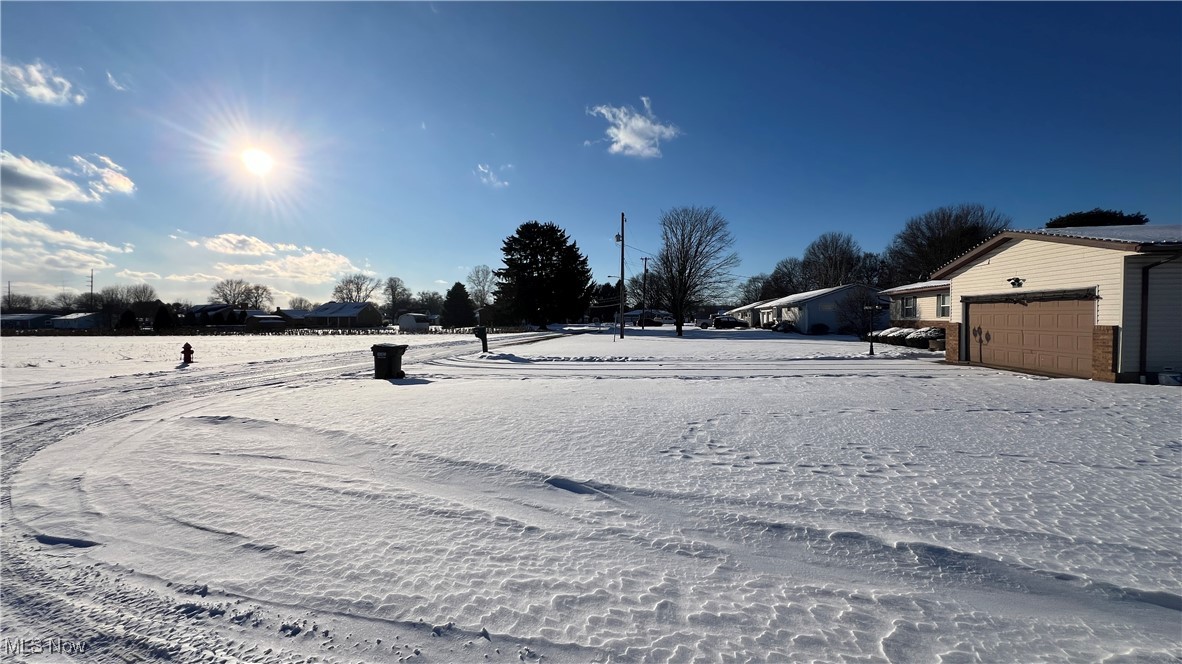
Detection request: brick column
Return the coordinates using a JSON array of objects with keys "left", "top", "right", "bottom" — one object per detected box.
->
[
  {"left": 944, "top": 323, "right": 961, "bottom": 364},
  {"left": 1091, "top": 325, "right": 1119, "bottom": 382}
]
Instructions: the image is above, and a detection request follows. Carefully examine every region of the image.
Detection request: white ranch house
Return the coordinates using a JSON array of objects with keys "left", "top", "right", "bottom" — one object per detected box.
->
[{"left": 740, "top": 284, "right": 882, "bottom": 334}]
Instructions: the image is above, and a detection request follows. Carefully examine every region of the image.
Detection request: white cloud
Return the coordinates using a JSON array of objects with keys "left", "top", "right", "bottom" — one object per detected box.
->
[
  {"left": 203, "top": 234, "right": 276, "bottom": 256},
  {"left": 1, "top": 151, "right": 135, "bottom": 213},
  {"left": 0, "top": 58, "right": 85, "bottom": 105},
  {"left": 212, "top": 251, "right": 360, "bottom": 284},
  {"left": 421, "top": 121, "right": 427, "bottom": 130},
  {"left": 476, "top": 163, "right": 509, "bottom": 188},
  {"left": 71, "top": 155, "right": 136, "bottom": 196},
  {"left": 434, "top": 279, "right": 448, "bottom": 285},
  {"left": 274, "top": 243, "right": 300, "bottom": 252},
  {"left": 1, "top": 211, "right": 131, "bottom": 254},
  {"left": 587, "top": 96, "right": 680, "bottom": 158},
  {"left": 164, "top": 272, "right": 223, "bottom": 283},
  {"left": 106, "top": 71, "right": 128, "bottom": 92},
  {"left": 117, "top": 269, "right": 161, "bottom": 281}
]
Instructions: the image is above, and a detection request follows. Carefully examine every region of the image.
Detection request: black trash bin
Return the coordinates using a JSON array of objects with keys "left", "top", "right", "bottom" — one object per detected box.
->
[{"left": 372, "top": 343, "right": 409, "bottom": 379}]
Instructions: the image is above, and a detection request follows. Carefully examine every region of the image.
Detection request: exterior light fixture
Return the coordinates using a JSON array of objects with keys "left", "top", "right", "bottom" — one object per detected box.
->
[{"left": 1008, "top": 277, "right": 1025, "bottom": 288}]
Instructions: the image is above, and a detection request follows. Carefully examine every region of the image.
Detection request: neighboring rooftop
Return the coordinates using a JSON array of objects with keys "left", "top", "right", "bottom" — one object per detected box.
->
[
  {"left": 880, "top": 280, "right": 951, "bottom": 296},
  {"left": 308, "top": 302, "right": 375, "bottom": 317},
  {"left": 759, "top": 284, "right": 860, "bottom": 309},
  {"left": 1011, "top": 224, "right": 1181, "bottom": 245}
]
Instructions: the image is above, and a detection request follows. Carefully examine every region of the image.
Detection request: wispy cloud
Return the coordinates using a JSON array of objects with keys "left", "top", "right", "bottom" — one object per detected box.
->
[
  {"left": 476, "top": 163, "right": 509, "bottom": 188},
  {"left": 164, "top": 272, "right": 223, "bottom": 283},
  {"left": 213, "top": 251, "right": 361, "bottom": 284},
  {"left": 0, "top": 211, "right": 127, "bottom": 276},
  {"left": 203, "top": 233, "right": 276, "bottom": 256},
  {"left": 106, "top": 71, "right": 129, "bottom": 92},
  {"left": 1, "top": 58, "right": 85, "bottom": 105},
  {"left": 586, "top": 96, "right": 680, "bottom": 158},
  {"left": 71, "top": 154, "right": 136, "bottom": 196},
  {"left": 434, "top": 279, "right": 448, "bottom": 285},
  {"left": 117, "top": 269, "right": 161, "bottom": 281},
  {"left": 1, "top": 151, "right": 135, "bottom": 213},
  {"left": 0, "top": 211, "right": 132, "bottom": 254}
]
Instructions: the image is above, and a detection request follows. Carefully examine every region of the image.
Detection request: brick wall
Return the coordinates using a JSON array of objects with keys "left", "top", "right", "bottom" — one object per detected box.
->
[
  {"left": 944, "top": 323, "right": 961, "bottom": 364},
  {"left": 1091, "top": 325, "right": 1119, "bottom": 382}
]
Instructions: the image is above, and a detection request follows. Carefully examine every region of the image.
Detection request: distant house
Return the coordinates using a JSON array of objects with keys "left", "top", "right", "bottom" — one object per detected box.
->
[
  {"left": 307, "top": 302, "right": 383, "bottom": 329},
  {"left": 245, "top": 314, "right": 288, "bottom": 333},
  {"left": 749, "top": 284, "right": 883, "bottom": 334},
  {"left": 274, "top": 308, "right": 311, "bottom": 328},
  {"left": 51, "top": 312, "right": 103, "bottom": 330},
  {"left": 931, "top": 224, "right": 1182, "bottom": 382},
  {"left": 879, "top": 280, "right": 951, "bottom": 330},
  {"left": 1, "top": 313, "right": 56, "bottom": 330},
  {"left": 187, "top": 304, "right": 236, "bottom": 326},
  {"left": 397, "top": 312, "right": 431, "bottom": 332},
  {"left": 725, "top": 299, "right": 775, "bottom": 327}
]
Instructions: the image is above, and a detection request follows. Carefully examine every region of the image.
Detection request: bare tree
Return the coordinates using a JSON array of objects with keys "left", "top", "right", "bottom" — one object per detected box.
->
[
  {"left": 243, "top": 284, "right": 273, "bottom": 309},
  {"left": 413, "top": 290, "right": 444, "bottom": 315},
  {"left": 466, "top": 265, "right": 495, "bottom": 308},
  {"left": 834, "top": 289, "right": 889, "bottom": 336},
  {"left": 802, "top": 232, "right": 863, "bottom": 290},
  {"left": 287, "top": 296, "right": 314, "bottom": 310},
  {"left": 209, "top": 279, "right": 253, "bottom": 307},
  {"left": 652, "top": 205, "right": 740, "bottom": 337},
  {"left": 761, "top": 257, "right": 807, "bottom": 299},
  {"left": 382, "top": 276, "right": 413, "bottom": 317},
  {"left": 126, "top": 283, "right": 158, "bottom": 304},
  {"left": 331, "top": 273, "right": 381, "bottom": 303},
  {"left": 100, "top": 285, "right": 131, "bottom": 311},
  {"left": 883, "top": 203, "right": 1010, "bottom": 285},
  {"left": 52, "top": 292, "right": 78, "bottom": 312},
  {"left": 736, "top": 274, "right": 769, "bottom": 305}
]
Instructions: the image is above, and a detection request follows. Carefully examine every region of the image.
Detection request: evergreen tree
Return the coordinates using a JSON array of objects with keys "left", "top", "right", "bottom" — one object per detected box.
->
[
  {"left": 117, "top": 309, "right": 139, "bottom": 331},
  {"left": 441, "top": 282, "right": 477, "bottom": 328},
  {"left": 1045, "top": 208, "right": 1149, "bottom": 228},
  {"left": 153, "top": 304, "right": 176, "bottom": 332},
  {"left": 494, "top": 221, "right": 594, "bottom": 325}
]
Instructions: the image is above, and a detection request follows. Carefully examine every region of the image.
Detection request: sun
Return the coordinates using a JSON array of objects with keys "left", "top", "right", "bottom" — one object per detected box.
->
[{"left": 240, "top": 147, "right": 275, "bottom": 176}]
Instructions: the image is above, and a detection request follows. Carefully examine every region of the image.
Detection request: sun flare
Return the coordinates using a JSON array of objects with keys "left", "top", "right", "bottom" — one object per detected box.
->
[{"left": 240, "top": 148, "right": 275, "bottom": 176}]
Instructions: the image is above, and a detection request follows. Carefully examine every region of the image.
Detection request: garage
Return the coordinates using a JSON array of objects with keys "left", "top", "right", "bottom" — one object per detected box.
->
[{"left": 965, "top": 296, "right": 1095, "bottom": 378}]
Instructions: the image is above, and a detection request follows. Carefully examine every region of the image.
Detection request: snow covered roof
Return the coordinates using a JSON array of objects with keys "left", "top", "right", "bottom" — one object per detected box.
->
[
  {"left": 1016, "top": 224, "right": 1181, "bottom": 244},
  {"left": 277, "top": 309, "right": 310, "bottom": 319},
  {"left": 757, "top": 284, "right": 863, "bottom": 309},
  {"left": 879, "top": 280, "right": 951, "bottom": 296},
  {"left": 308, "top": 302, "right": 376, "bottom": 317},
  {"left": 726, "top": 299, "right": 775, "bottom": 315},
  {"left": 933, "top": 225, "right": 1182, "bottom": 279},
  {"left": 52, "top": 312, "right": 100, "bottom": 320}
]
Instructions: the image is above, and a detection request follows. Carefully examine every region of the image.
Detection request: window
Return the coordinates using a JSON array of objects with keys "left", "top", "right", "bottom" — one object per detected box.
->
[
  {"left": 936, "top": 293, "right": 950, "bottom": 318},
  {"left": 902, "top": 296, "right": 917, "bottom": 318}
]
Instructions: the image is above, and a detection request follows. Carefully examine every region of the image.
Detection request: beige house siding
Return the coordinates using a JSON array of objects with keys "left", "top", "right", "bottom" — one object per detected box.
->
[
  {"left": 891, "top": 292, "right": 948, "bottom": 322},
  {"left": 1121, "top": 256, "right": 1182, "bottom": 375},
  {"left": 945, "top": 239, "right": 1134, "bottom": 327}
]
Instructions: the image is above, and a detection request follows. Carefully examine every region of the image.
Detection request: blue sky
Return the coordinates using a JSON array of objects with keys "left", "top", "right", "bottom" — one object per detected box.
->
[{"left": 3, "top": 2, "right": 1179, "bottom": 307}]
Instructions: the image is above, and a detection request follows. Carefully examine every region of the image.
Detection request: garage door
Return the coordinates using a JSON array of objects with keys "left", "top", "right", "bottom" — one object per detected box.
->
[{"left": 966, "top": 299, "right": 1094, "bottom": 378}]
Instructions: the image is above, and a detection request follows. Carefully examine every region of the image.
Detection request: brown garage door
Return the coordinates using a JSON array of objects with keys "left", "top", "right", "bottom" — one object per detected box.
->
[{"left": 966, "top": 299, "right": 1094, "bottom": 378}]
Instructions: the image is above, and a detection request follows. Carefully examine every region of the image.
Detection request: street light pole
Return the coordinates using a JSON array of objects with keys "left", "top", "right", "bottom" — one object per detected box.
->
[{"left": 864, "top": 304, "right": 876, "bottom": 356}]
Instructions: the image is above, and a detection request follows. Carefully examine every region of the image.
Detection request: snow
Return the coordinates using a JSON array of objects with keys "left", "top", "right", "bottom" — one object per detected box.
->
[
  {"left": 1018, "top": 224, "right": 1182, "bottom": 245},
  {"left": 879, "top": 280, "right": 951, "bottom": 296},
  {"left": 2, "top": 328, "right": 1179, "bottom": 662}
]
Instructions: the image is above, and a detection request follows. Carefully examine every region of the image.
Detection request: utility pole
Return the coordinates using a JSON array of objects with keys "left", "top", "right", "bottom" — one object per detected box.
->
[
  {"left": 616, "top": 212, "right": 625, "bottom": 339},
  {"left": 640, "top": 257, "right": 649, "bottom": 329},
  {"left": 88, "top": 270, "right": 95, "bottom": 310}
]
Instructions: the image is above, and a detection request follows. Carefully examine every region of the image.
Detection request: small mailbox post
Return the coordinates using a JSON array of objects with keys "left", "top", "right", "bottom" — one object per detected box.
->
[
  {"left": 371, "top": 343, "right": 409, "bottom": 379},
  {"left": 473, "top": 326, "right": 488, "bottom": 353}
]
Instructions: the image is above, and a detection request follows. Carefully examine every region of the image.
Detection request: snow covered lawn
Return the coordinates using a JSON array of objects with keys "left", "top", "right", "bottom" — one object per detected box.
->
[{"left": 3, "top": 329, "right": 1179, "bottom": 662}]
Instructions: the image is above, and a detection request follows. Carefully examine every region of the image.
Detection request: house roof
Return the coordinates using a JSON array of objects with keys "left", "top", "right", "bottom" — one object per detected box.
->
[
  {"left": 879, "top": 280, "right": 951, "bottom": 296},
  {"left": 757, "top": 284, "right": 867, "bottom": 309},
  {"left": 276, "top": 309, "right": 310, "bottom": 319},
  {"left": 247, "top": 314, "right": 285, "bottom": 321},
  {"left": 726, "top": 299, "right": 775, "bottom": 315},
  {"left": 933, "top": 224, "right": 1182, "bottom": 279},
  {"left": 308, "top": 302, "right": 376, "bottom": 317},
  {"left": 2, "top": 313, "right": 56, "bottom": 321},
  {"left": 52, "top": 312, "right": 101, "bottom": 320},
  {"left": 189, "top": 303, "right": 233, "bottom": 314}
]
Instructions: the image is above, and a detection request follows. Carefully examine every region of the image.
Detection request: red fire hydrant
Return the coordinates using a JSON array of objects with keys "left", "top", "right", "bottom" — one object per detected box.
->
[{"left": 181, "top": 343, "right": 194, "bottom": 364}]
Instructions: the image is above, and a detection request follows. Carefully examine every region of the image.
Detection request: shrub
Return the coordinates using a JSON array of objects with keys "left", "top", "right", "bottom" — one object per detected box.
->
[{"left": 808, "top": 323, "right": 829, "bottom": 336}]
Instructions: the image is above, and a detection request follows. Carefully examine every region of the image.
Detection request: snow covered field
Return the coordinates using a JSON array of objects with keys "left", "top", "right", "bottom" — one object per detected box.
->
[{"left": 2, "top": 329, "right": 1179, "bottom": 662}]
